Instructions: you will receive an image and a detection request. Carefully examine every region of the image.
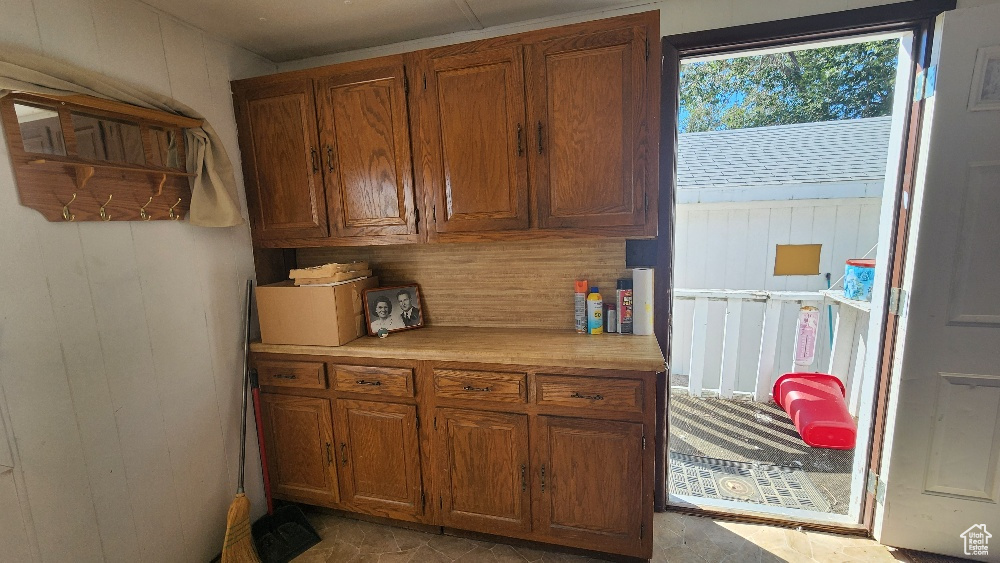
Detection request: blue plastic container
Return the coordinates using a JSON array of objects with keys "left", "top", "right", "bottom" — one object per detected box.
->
[{"left": 843, "top": 259, "right": 876, "bottom": 301}]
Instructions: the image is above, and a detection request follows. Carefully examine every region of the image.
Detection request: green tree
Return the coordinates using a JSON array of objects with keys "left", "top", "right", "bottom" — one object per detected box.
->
[{"left": 679, "top": 39, "right": 898, "bottom": 132}]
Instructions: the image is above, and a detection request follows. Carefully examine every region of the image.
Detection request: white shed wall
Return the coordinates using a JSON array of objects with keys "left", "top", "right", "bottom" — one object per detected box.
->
[{"left": 670, "top": 198, "right": 881, "bottom": 393}]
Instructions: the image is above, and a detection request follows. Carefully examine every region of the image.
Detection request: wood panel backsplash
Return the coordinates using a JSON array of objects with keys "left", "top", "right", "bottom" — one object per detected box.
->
[{"left": 296, "top": 239, "right": 630, "bottom": 329}]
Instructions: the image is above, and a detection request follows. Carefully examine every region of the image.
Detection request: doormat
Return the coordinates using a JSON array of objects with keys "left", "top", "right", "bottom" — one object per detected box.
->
[{"left": 669, "top": 451, "right": 831, "bottom": 512}]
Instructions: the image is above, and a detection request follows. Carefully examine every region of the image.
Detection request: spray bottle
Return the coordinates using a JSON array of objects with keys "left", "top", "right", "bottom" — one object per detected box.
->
[
  {"left": 574, "top": 280, "right": 588, "bottom": 333},
  {"left": 587, "top": 286, "right": 603, "bottom": 334}
]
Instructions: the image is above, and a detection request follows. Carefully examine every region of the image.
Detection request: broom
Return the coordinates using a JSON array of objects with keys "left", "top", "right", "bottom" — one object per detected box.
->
[{"left": 222, "top": 280, "right": 261, "bottom": 563}]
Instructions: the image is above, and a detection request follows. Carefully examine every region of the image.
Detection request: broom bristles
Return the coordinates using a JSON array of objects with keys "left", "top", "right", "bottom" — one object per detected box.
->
[{"left": 222, "top": 493, "right": 260, "bottom": 563}]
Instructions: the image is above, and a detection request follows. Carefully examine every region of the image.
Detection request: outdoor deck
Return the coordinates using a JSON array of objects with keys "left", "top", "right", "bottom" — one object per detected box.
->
[
  {"left": 666, "top": 287, "right": 873, "bottom": 516},
  {"left": 668, "top": 384, "right": 852, "bottom": 515}
]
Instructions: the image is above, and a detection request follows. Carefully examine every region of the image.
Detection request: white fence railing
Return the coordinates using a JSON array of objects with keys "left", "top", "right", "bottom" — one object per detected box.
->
[{"left": 672, "top": 288, "right": 871, "bottom": 415}]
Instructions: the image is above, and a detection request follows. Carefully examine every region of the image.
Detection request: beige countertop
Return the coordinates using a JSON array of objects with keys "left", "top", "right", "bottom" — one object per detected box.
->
[{"left": 250, "top": 326, "right": 666, "bottom": 372}]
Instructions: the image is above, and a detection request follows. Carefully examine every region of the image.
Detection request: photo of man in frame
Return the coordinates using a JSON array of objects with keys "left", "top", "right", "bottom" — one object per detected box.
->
[{"left": 396, "top": 288, "right": 421, "bottom": 327}]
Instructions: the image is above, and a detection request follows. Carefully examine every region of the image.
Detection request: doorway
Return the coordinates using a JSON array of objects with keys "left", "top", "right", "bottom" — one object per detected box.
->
[{"left": 657, "top": 9, "right": 940, "bottom": 530}]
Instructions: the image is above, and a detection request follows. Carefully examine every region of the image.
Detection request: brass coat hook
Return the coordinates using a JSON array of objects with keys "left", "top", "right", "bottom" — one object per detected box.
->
[
  {"left": 168, "top": 197, "right": 183, "bottom": 221},
  {"left": 140, "top": 196, "right": 154, "bottom": 221},
  {"left": 62, "top": 192, "right": 77, "bottom": 222},
  {"left": 99, "top": 194, "right": 113, "bottom": 221}
]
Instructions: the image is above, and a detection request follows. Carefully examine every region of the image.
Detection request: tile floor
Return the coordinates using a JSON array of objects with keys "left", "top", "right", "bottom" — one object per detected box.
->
[{"left": 294, "top": 508, "right": 910, "bottom": 562}]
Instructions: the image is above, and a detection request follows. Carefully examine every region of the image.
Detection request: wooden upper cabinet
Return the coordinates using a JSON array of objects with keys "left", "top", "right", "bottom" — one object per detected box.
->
[
  {"left": 527, "top": 23, "right": 653, "bottom": 230},
  {"left": 333, "top": 399, "right": 423, "bottom": 520},
  {"left": 315, "top": 58, "right": 417, "bottom": 238},
  {"left": 233, "top": 78, "right": 329, "bottom": 241},
  {"left": 259, "top": 393, "right": 339, "bottom": 505},
  {"left": 422, "top": 47, "right": 530, "bottom": 233},
  {"left": 233, "top": 11, "right": 659, "bottom": 246},
  {"left": 533, "top": 416, "right": 645, "bottom": 556},
  {"left": 436, "top": 408, "right": 530, "bottom": 535}
]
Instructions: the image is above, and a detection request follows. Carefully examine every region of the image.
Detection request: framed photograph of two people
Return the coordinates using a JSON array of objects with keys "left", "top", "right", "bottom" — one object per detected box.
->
[{"left": 363, "top": 284, "right": 424, "bottom": 337}]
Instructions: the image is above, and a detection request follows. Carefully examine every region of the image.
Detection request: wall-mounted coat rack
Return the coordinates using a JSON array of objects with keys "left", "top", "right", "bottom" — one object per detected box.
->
[{"left": 0, "top": 92, "right": 202, "bottom": 222}]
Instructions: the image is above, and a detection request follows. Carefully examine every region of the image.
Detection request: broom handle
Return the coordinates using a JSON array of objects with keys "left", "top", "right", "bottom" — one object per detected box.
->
[{"left": 238, "top": 280, "right": 253, "bottom": 493}]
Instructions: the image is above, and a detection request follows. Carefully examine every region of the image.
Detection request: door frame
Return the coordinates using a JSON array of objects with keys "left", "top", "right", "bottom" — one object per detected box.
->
[{"left": 654, "top": 0, "right": 955, "bottom": 534}]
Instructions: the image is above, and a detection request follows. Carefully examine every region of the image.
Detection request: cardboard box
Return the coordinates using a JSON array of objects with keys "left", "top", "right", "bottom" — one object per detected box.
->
[{"left": 257, "top": 277, "right": 378, "bottom": 346}]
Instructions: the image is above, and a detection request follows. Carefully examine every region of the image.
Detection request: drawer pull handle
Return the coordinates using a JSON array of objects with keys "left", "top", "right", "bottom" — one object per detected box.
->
[
  {"left": 462, "top": 385, "right": 491, "bottom": 392},
  {"left": 340, "top": 443, "right": 347, "bottom": 465},
  {"left": 571, "top": 392, "right": 604, "bottom": 401},
  {"left": 273, "top": 374, "right": 298, "bottom": 380},
  {"left": 355, "top": 379, "right": 382, "bottom": 386}
]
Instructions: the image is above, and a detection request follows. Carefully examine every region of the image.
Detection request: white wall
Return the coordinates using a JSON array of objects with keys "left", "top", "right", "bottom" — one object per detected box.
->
[
  {"left": 670, "top": 198, "right": 881, "bottom": 391},
  {"left": 0, "top": 1, "right": 274, "bottom": 561}
]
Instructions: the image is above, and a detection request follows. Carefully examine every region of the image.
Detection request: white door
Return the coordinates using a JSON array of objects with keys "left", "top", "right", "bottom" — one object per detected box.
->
[{"left": 877, "top": 3, "right": 1000, "bottom": 560}]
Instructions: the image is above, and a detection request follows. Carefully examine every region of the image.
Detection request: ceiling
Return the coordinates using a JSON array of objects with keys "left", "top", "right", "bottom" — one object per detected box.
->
[{"left": 139, "top": 0, "right": 645, "bottom": 62}]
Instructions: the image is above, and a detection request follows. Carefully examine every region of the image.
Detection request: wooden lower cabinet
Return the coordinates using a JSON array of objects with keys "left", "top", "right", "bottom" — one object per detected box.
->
[
  {"left": 436, "top": 408, "right": 531, "bottom": 535},
  {"left": 333, "top": 399, "right": 424, "bottom": 521},
  {"left": 534, "top": 416, "right": 646, "bottom": 557},
  {"left": 258, "top": 393, "right": 339, "bottom": 505},
  {"left": 254, "top": 352, "right": 656, "bottom": 559}
]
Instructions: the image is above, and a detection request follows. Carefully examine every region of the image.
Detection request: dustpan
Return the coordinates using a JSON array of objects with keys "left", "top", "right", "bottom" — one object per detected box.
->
[{"left": 251, "top": 505, "right": 321, "bottom": 563}]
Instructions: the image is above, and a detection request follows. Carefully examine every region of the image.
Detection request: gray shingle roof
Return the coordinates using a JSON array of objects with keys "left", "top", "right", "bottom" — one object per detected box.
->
[{"left": 677, "top": 117, "right": 893, "bottom": 189}]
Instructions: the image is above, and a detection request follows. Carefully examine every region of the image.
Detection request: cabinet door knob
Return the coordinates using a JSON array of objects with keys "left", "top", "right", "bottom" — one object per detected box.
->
[
  {"left": 340, "top": 443, "right": 347, "bottom": 465},
  {"left": 326, "top": 442, "right": 333, "bottom": 465},
  {"left": 537, "top": 122, "right": 544, "bottom": 154},
  {"left": 516, "top": 124, "right": 523, "bottom": 156},
  {"left": 310, "top": 147, "right": 319, "bottom": 173},
  {"left": 326, "top": 145, "right": 335, "bottom": 172},
  {"left": 521, "top": 464, "right": 526, "bottom": 492},
  {"left": 540, "top": 464, "right": 546, "bottom": 492}
]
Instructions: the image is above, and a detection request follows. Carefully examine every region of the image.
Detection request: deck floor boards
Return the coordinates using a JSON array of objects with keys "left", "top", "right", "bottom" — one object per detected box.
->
[{"left": 669, "top": 393, "right": 853, "bottom": 516}]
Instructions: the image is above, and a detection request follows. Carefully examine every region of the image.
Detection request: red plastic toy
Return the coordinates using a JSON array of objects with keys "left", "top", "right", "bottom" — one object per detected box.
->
[{"left": 773, "top": 373, "right": 857, "bottom": 450}]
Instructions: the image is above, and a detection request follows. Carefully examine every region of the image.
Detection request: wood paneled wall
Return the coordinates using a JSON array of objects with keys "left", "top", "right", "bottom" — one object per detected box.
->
[
  {"left": 0, "top": 2, "right": 274, "bottom": 561},
  {"left": 297, "top": 240, "right": 630, "bottom": 329}
]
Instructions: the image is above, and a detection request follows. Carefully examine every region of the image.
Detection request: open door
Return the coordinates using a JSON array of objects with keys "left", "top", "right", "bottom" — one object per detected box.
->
[
  {"left": 657, "top": 0, "right": 956, "bottom": 532},
  {"left": 876, "top": 4, "right": 1000, "bottom": 559}
]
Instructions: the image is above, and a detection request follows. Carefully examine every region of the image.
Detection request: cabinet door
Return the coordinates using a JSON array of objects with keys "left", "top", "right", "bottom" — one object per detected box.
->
[
  {"left": 424, "top": 47, "right": 530, "bottom": 233},
  {"left": 259, "top": 393, "right": 338, "bottom": 505},
  {"left": 436, "top": 408, "right": 530, "bottom": 535},
  {"left": 333, "top": 399, "right": 423, "bottom": 520},
  {"left": 527, "top": 25, "right": 651, "bottom": 230},
  {"left": 316, "top": 60, "right": 417, "bottom": 238},
  {"left": 233, "top": 78, "right": 329, "bottom": 241},
  {"left": 534, "top": 416, "right": 644, "bottom": 556}
]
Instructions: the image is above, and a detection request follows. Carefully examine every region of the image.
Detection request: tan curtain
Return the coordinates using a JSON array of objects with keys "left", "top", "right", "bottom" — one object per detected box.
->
[{"left": 0, "top": 44, "right": 244, "bottom": 227}]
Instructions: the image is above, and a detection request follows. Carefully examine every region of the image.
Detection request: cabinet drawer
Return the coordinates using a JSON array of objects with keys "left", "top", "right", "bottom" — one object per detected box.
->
[
  {"left": 333, "top": 365, "right": 414, "bottom": 397},
  {"left": 534, "top": 375, "right": 643, "bottom": 413},
  {"left": 256, "top": 359, "right": 327, "bottom": 389},
  {"left": 433, "top": 369, "right": 527, "bottom": 403}
]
